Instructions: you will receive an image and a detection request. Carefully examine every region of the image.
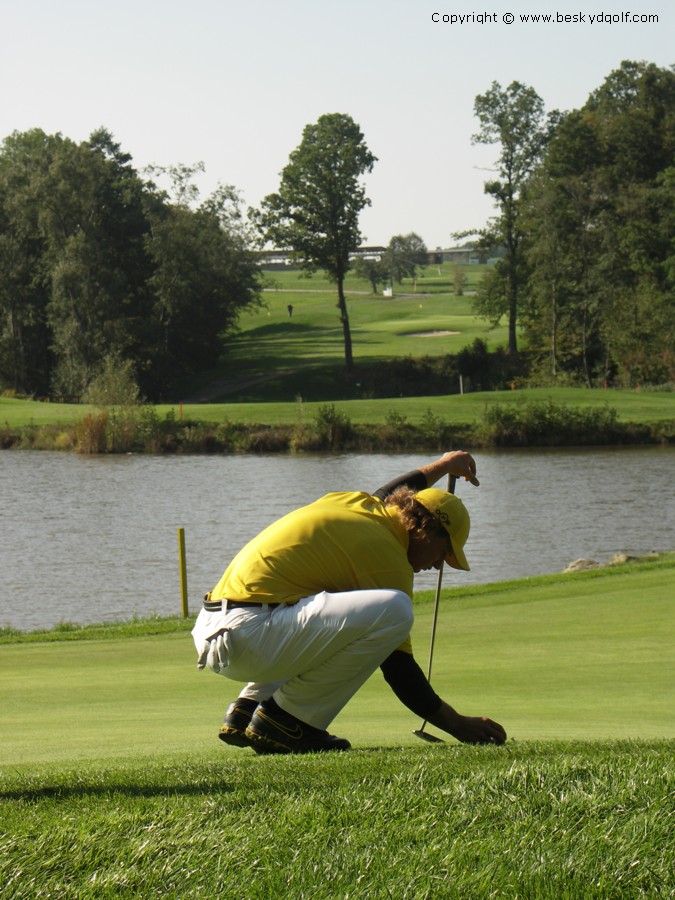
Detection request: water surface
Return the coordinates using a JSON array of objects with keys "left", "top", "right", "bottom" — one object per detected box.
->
[{"left": 1, "top": 447, "right": 673, "bottom": 631}]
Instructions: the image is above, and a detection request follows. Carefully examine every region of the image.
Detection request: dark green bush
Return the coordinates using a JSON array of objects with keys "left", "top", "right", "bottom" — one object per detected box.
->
[{"left": 480, "top": 400, "right": 621, "bottom": 446}]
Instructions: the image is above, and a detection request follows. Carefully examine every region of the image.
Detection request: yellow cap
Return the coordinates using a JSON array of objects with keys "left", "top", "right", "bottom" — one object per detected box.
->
[{"left": 415, "top": 488, "right": 471, "bottom": 571}]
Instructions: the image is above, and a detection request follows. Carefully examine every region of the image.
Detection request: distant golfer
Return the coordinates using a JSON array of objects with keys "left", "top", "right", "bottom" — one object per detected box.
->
[
  {"left": 287, "top": 303, "right": 293, "bottom": 317},
  {"left": 192, "top": 451, "right": 506, "bottom": 754}
]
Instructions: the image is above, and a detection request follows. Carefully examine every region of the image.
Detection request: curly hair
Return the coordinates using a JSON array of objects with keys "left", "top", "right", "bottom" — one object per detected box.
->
[{"left": 384, "top": 485, "right": 446, "bottom": 541}]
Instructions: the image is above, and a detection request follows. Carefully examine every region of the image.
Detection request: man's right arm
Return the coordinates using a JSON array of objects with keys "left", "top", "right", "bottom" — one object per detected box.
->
[{"left": 372, "top": 450, "right": 480, "bottom": 500}]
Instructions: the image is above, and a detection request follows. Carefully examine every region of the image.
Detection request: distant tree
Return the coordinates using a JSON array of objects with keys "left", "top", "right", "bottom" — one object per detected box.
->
[
  {"left": 0, "top": 130, "right": 261, "bottom": 400},
  {"left": 0, "top": 129, "right": 55, "bottom": 394},
  {"left": 453, "top": 265, "right": 467, "bottom": 296},
  {"left": 0, "top": 128, "right": 155, "bottom": 398},
  {"left": 257, "top": 113, "right": 377, "bottom": 372},
  {"left": 472, "top": 81, "right": 559, "bottom": 353},
  {"left": 352, "top": 255, "right": 387, "bottom": 294},
  {"left": 384, "top": 232, "right": 428, "bottom": 287}
]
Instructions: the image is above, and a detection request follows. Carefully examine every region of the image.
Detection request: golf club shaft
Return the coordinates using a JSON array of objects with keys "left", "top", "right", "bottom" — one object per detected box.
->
[{"left": 417, "top": 472, "right": 457, "bottom": 735}]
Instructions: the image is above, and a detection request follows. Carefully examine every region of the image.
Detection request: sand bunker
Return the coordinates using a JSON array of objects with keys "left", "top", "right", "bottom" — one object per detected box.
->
[{"left": 403, "top": 330, "right": 460, "bottom": 337}]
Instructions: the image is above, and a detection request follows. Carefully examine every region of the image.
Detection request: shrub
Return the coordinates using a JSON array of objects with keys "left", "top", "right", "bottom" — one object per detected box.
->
[
  {"left": 480, "top": 400, "right": 621, "bottom": 446},
  {"left": 314, "top": 404, "right": 353, "bottom": 450},
  {"left": 82, "top": 354, "right": 141, "bottom": 407},
  {"left": 75, "top": 412, "right": 109, "bottom": 453}
]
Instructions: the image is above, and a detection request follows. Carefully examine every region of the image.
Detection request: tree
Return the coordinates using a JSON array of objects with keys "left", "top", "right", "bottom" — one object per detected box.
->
[
  {"left": 384, "top": 232, "right": 428, "bottom": 288},
  {"left": 0, "top": 130, "right": 262, "bottom": 400},
  {"left": 42, "top": 131, "right": 156, "bottom": 398},
  {"left": 472, "top": 81, "right": 559, "bottom": 353},
  {"left": 522, "top": 62, "right": 675, "bottom": 386},
  {"left": 257, "top": 113, "right": 377, "bottom": 372},
  {"left": 0, "top": 129, "right": 57, "bottom": 394},
  {"left": 144, "top": 167, "right": 261, "bottom": 393},
  {"left": 352, "top": 255, "right": 387, "bottom": 294}
]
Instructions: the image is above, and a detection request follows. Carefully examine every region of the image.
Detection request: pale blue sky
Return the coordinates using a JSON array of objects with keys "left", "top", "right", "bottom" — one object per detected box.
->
[{"left": 2, "top": 0, "right": 672, "bottom": 247}]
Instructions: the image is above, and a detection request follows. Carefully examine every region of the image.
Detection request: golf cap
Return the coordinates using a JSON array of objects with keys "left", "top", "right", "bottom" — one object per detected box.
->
[{"left": 415, "top": 487, "right": 471, "bottom": 571}]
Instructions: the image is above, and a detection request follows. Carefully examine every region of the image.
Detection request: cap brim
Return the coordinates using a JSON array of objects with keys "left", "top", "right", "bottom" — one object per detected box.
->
[{"left": 445, "top": 550, "right": 470, "bottom": 571}]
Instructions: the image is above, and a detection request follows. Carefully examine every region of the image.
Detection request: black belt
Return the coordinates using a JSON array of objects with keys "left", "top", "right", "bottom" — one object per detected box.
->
[{"left": 203, "top": 598, "right": 280, "bottom": 612}]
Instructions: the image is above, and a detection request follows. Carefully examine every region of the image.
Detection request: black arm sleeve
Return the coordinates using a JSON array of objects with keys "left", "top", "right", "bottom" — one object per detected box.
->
[
  {"left": 373, "top": 469, "right": 428, "bottom": 501},
  {"left": 380, "top": 650, "right": 442, "bottom": 719}
]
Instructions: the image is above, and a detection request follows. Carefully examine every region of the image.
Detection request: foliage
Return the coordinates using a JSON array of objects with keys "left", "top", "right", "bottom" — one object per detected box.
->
[
  {"left": 351, "top": 254, "right": 388, "bottom": 294},
  {"left": 521, "top": 61, "right": 675, "bottom": 387},
  {"left": 257, "top": 113, "right": 376, "bottom": 371},
  {"left": 456, "top": 337, "right": 527, "bottom": 391},
  {"left": 81, "top": 353, "right": 140, "bottom": 407},
  {"left": 471, "top": 81, "right": 560, "bottom": 354},
  {"left": 0, "top": 129, "right": 261, "bottom": 401},
  {"left": 383, "top": 232, "right": 428, "bottom": 286},
  {"left": 479, "top": 398, "right": 622, "bottom": 446}
]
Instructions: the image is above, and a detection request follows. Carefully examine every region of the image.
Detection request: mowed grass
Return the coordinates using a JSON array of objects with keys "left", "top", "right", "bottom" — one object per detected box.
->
[
  {"left": 2, "top": 387, "right": 674, "bottom": 430},
  {"left": 165, "top": 262, "right": 506, "bottom": 401},
  {"left": 1, "top": 559, "right": 673, "bottom": 897},
  {"left": 190, "top": 287, "right": 507, "bottom": 401},
  {"left": 2, "top": 744, "right": 671, "bottom": 898}
]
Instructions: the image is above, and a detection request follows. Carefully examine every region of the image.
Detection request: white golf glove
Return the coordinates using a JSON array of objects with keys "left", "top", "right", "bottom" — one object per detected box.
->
[{"left": 196, "top": 628, "right": 229, "bottom": 674}]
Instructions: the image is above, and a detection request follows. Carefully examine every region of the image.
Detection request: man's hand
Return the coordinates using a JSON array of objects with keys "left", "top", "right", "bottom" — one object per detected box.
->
[
  {"left": 429, "top": 700, "right": 507, "bottom": 745},
  {"left": 420, "top": 450, "right": 480, "bottom": 488},
  {"left": 196, "top": 628, "right": 229, "bottom": 674},
  {"left": 446, "top": 714, "right": 507, "bottom": 745}
]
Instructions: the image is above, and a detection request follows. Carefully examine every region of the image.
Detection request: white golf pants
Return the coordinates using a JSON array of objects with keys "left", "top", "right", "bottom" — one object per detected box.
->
[{"left": 192, "top": 588, "right": 413, "bottom": 729}]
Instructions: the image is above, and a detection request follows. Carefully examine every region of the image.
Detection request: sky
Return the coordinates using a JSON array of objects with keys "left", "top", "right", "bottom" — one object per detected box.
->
[{"left": 1, "top": 0, "right": 672, "bottom": 249}]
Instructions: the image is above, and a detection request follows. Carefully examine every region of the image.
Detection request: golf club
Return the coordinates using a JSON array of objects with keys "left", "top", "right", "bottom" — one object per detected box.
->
[{"left": 413, "top": 472, "right": 457, "bottom": 744}]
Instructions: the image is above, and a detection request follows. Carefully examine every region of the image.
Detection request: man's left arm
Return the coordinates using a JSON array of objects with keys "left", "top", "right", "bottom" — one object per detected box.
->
[{"left": 380, "top": 650, "right": 507, "bottom": 745}]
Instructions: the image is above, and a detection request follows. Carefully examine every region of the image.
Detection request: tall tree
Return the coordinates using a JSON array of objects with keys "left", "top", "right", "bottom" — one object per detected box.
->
[
  {"left": 145, "top": 179, "right": 261, "bottom": 392},
  {"left": 472, "top": 81, "right": 559, "bottom": 353},
  {"left": 257, "top": 113, "right": 376, "bottom": 372},
  {"left": 42, "top": 131, "right": 155, "bottom": 398},
  {"left": 522, "top": 61, "right": 675, "bottom": 386},
  {"left": 0, "top": 129, "right": 57, "bottom": 394}
]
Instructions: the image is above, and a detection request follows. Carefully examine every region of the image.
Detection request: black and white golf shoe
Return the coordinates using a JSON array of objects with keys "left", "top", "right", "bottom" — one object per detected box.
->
[{"left": 245, "top": 698, "right": 351, "bottom": 755}]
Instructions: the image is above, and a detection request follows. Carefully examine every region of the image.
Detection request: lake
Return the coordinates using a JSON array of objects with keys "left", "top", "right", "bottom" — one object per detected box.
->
[{"left": 1, "top": 447, "right": 673, "bottom": 632}]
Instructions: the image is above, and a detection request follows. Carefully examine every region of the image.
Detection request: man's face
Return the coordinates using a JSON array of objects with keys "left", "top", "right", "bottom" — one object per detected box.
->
[{"left": 407, "top": 529, "right": 452, "bottom": 573}]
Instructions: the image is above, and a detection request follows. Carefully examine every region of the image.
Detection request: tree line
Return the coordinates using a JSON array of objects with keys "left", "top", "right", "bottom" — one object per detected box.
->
[
  {"left": 470, "top": 60, "right": 674, "bottom": 387},
  {"left": 0, "top": 130, "right": 261, "bottom": 400},
  {"left": 1, "top": 60, "right": 672, "bottom": 402}
]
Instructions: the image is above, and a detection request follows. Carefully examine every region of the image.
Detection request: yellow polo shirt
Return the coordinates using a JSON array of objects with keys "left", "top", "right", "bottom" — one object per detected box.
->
[{"left": 211, "top": 490, "right": 414, "bottom": 652}]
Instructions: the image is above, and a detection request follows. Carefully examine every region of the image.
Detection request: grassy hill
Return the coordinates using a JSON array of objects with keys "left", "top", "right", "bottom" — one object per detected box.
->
[{"left": 173, "top": 261, "right": 507, "bottom": 403}]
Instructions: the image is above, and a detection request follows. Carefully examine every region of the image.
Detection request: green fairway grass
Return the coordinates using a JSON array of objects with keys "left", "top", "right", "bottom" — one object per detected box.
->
[
  {"left": 1, "top": 557, "right": 672, "bottom": 768},
  {"left": 175, "top": 286, "right": 508, "bottom": 401},
  {"left": 1, "top": 559, "right": 673, "bottom": 898},
  {"left": 2, "top": 386, "right": 673, "bottom": 431}
]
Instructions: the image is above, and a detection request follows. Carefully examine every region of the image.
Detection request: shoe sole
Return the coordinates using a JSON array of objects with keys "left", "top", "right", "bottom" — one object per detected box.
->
[
  {"left": 218, "top": 725, "right": 253, "bottom": 749},
  {"left": 245, "top": 727, "right": 292, "bottom": 754}
]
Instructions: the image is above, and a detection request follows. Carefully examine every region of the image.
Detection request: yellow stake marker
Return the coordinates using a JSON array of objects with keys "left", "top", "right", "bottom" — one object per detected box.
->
[{"left": 177, "top": 527, "right": 189, "bottom": 617}]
